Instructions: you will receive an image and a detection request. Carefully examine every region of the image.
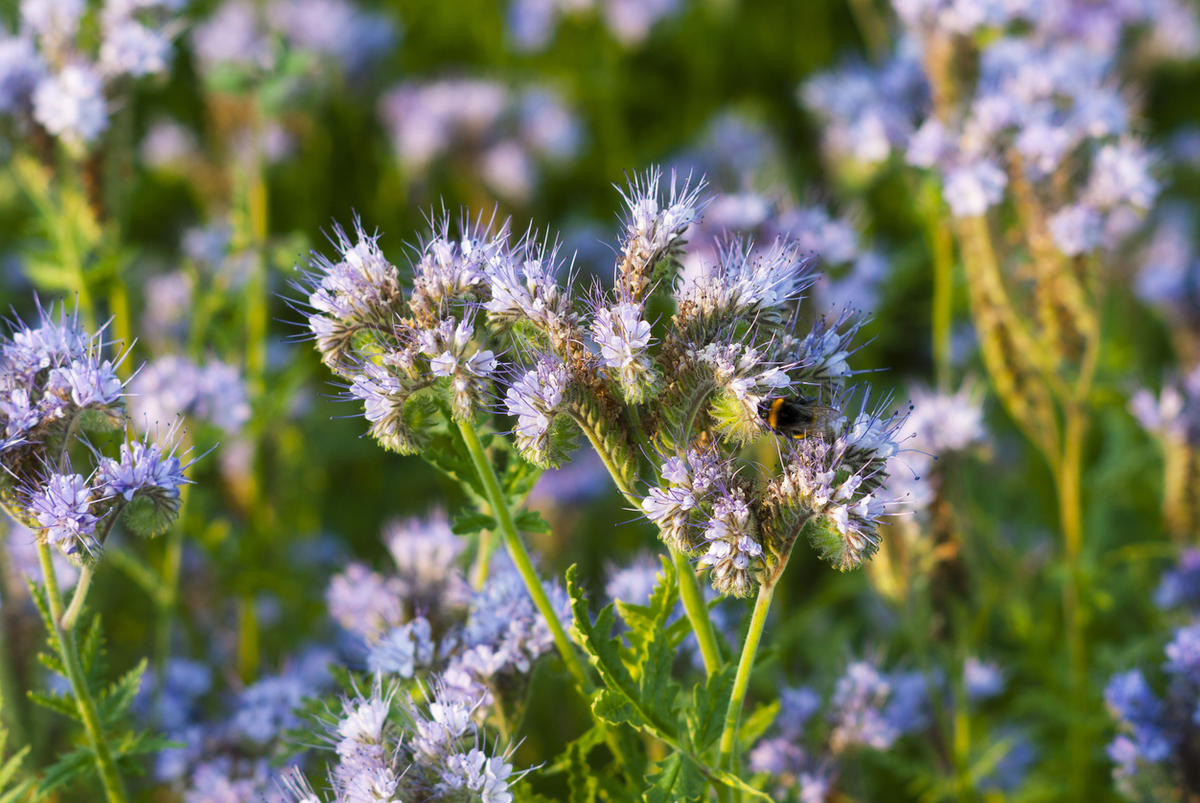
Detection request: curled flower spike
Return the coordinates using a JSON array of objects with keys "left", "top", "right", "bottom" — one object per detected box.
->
[
  {"left": 641, "top": 448, "right": 735, "bottom": 554},
  {"left": 95, "top": 431, "right": 192, "bottom": 537},
  {"left": 348, "top": 361, "right": 420, "bottom": 455},
  {"left": 484, "top": 231, "right": 580, "bottom": 353},
  {"left": 674, "top": 237, "right": 814, "bottom": 338},
  {"left": 590, "top": 292, "right": 658, "bottom": 404},
  {"left": 503, "top": 355, "right": 574, "bottom": 468},
  {"left": 418, "top": 314, "right": 498, "bottom": 421},
  {"left": 699, "top": 485, "right": 764, "bottom": 597},
  {"left": 616, "top": 167, "right": 709, "bottom": 301},
  {"left": 410, "top": 209, "right": 509, "bottom": 323},
  {"left": 301, "top": 218, "right": 403, "bottom": 370}
]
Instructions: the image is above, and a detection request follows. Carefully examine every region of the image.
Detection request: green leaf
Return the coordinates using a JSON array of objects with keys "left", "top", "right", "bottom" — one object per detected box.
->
[
  {"left": 98, "top": 659, "right": 147, "bottom": 726},
  {"left": 37, "top": 746, "right": 93, "bottom": 796},
  {"left": 514, "top": 508, "right": 552, "bottom": 535},
  {"left": 499, "top": 445, "right": 543, "bottom": 500},
  {"left": 737, "top": 700, "right": 779, "bottom": 748},
  {"left": 25, "top": 579, "right": 61, "bottom": 656},
  {"left": 80, "top": 615, "right": 103, "bottom": 679},
  {"left": 644, "top": 753, "right": 706, "bottom": 803},
  {"left": 565, "top": 737, "right": 598, "bottom": 803},
  {"left": 616, "top": 556, "right": 678, "bottom": 671},
  {"left": 566, "top": 565, "right": 677, "bottom": 739},
  {"left": 451, "top": 510, "right": 496, "bottom": 536},
  {"left": 35, "top": 651, "right": 65, "bottom": 678},
  {"left": 27, "top": 691, "right": 80, "bottom": 723},
  {"left": 686, "top": 665, "right": 736, "bottom": 752}
]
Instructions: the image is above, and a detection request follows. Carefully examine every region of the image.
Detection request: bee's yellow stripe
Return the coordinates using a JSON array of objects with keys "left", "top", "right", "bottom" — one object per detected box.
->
[{"left": 767, "top": 397, "right": 784, "bottom": 430}]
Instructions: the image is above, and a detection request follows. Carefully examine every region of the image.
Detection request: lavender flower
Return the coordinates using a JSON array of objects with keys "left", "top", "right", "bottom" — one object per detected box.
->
[
  {"left": 964, "top": 656, "right": 1005, "bottom": 702},
  {"left": 366, "top": 617, "right": 434, "bottom": 677},
  {"left": 31, "top": 63, "right": 107, "bottom": 146},
  {"left": 641, "top": 449, "right": 731, "bottom": 554},
  {"left": 591, "top": 299, "right": 657, "bottom": 403},
  {"left": 1156, "top": 550, "right": 1200, "bottom": 611},
  {"left": 503, "top": 355, "right": 574, "bottom": 468},
  {"left": 25, "top": 472, "right": 100, "bottom": 558}
]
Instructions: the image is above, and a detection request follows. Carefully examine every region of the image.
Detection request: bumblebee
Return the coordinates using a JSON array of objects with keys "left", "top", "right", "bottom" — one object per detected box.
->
[{"left": 758, "top": 396, "right": 842, "bottom": 440}]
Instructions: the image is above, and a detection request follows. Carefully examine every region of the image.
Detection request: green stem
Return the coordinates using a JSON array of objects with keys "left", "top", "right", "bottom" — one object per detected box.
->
[
  {"left": 672, "top": 550, "right": 722, "bottom": 677},
  {"left": 154, "top": 481, "right": 190, "bottom": 713},
  {"left": 35, "top": 543, "right": 127, "bottom": 802},
  {"left": 569, "top": 408, "right": 724, "bottom": 678},
  {"left": 456, "top": 419, "right": 592, "bottom": 693},
  {"left": 59, "top": 564, "right": 93, "bottom": 631},
  {"left": 718, "top": 579, "right": 776, "bottom": 776}
]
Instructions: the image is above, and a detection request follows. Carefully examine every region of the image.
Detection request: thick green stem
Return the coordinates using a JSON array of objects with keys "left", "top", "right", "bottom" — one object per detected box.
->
[
  {"left": 35, "top": 543, "right": 127, "bottom": 802},
  {"left": 718, "top": 580, "right": 775, "bottom": 776},
  {"left": 457, "top": 420, "right": 592, "bottom": 693},
  {"left": 672, "top": 550, "right": 722, "bottom": 677},
  {"left": 59, "top": 564, "right": 94, "bottom": 631}
]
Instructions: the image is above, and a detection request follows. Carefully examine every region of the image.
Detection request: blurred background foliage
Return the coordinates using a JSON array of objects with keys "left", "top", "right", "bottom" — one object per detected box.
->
[{"left": 2, "top": 0, "right": 1200, "bottom": 799}]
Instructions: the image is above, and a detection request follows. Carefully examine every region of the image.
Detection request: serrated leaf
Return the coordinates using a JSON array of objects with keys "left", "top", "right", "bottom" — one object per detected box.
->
[
  {"left": 687, "top": 665, "right": 736, "bottom": 752},
  {"left": 514, "top": 508, "right": 551, "bottom": 534},
  {"left": 27, "top": 691, "right": 80, "bottom": 723},
  {"left": 25, "top": 579, "right": 61, "bottom": 656},
  {"left": 566, "top": 566, "right": 677, "bottom": 739},
  {"left": 737, "top": 700, "right": 779, "bottom": 748},
  {"left": 80, "top": 615, "right": 103, "bottom": 678},
  {"left": 35, "top": 651, "right": 65, "bottom": 677},
  {"left": 643, "top": 753, "right": 706, "bottom": 803},
  {"left": 0, "top": 742, "right": 30, "bottom": 790},
  {"left": 565, "top": 738, "right": 598, "bottom": 803},
  {"left": 451, "top": 510, "right": 495, "bottom": 536},
  {"left": 98, "top": 659, "right": 147, "bottom": 726},
  {"left": 37, "top": 746, "right": 93, "bottom": 796},
  {"left": 591, "top": 688, "right": 647, "bottom": 730}
]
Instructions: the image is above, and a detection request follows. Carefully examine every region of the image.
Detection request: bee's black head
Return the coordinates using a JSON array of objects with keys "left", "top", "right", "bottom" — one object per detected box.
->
[{"left": 757, "top": 398, "right": 775, "bottom": 418}]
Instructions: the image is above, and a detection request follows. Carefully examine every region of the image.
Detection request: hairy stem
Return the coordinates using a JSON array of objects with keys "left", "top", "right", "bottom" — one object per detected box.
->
[
  {"left": 718, "top": 579, "right": 775, "bottom": 778},
  {"left": 457, "top": 420, "right": 592, "bottom": 693},
  {"left": 36, "top": 543, "right": 127, "bottom": 802},
  {"left": 673, "top": 550, "right": 722, "bottom": 677},
  {"left": 59, "top": 564, "right": 94, "bottom": 631}
]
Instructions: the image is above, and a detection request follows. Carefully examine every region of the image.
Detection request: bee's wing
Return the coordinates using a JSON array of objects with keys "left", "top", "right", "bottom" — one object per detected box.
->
[{"left": 807, "top": 405, "right": 846, "bottom": 433}]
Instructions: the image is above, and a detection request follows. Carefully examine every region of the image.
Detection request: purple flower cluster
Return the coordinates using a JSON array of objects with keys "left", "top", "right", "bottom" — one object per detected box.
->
[
  {"left": 192, "top": 0, "right": 394, "bottom": 79},
  {"left": 1104, "top": 550, "right": 1200, "bottom": 798},
  {"left": 1, "top": 0, "right": 181, "bottom": 148},
  {"left": 128, "top": 355, "right": 251, "bottom": 436},
  {"left": 379, "top": 81, "right": 583, "bottom": 202},
  {"left": 802, "top": 0, "right": 1194, "bottom": 252},
  {"left": 302, "top": 167, "right": 906, "bottom": 596},
  {"left": 506, "top": 0, "right": 682, "bottom": 51},
  {"left": 144, "top": 648, "right": 334, "bottom": 798},
  {"left": 0, "top": 301, "right": 193, "bottom": 563},
  {"left": 281, "top": 513, "right": 557, "bottom": 801}
]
